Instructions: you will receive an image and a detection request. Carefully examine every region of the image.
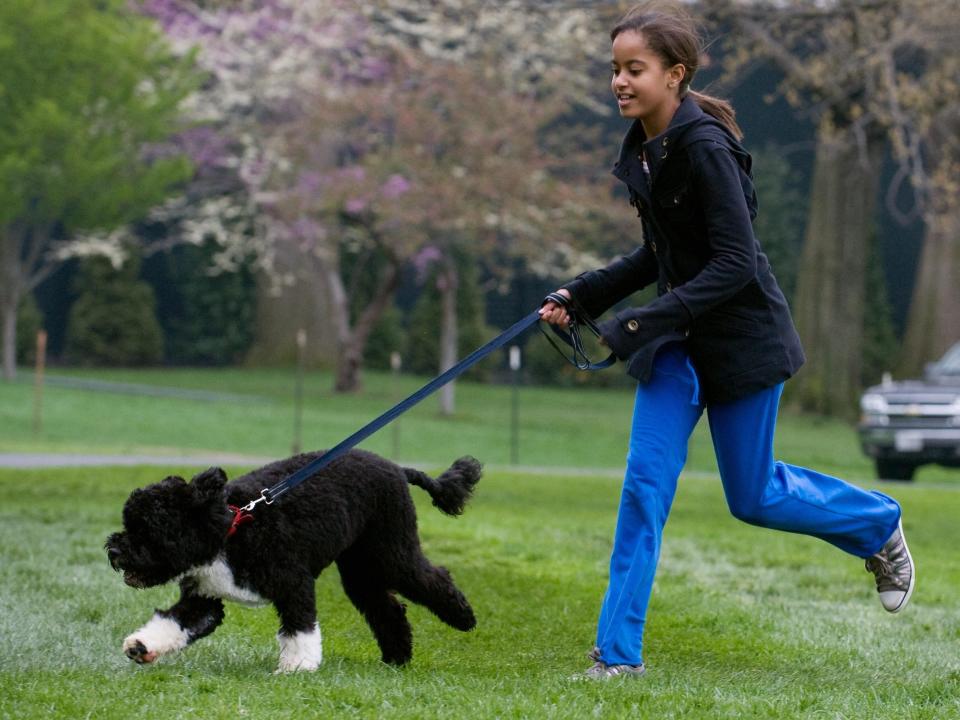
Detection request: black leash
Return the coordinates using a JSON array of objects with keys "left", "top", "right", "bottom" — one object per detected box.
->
[{"left": 237, "top": 300, "right": 614, "bottom": 516}]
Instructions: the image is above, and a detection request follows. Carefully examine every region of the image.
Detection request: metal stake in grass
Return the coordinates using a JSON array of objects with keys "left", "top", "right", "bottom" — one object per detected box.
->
[
  {"left": 391, "top": 351, "right": 402, "bottom": 460},
  {"left": 509, "top": 345, "right": 521, "bottom": 465},
  {"left": 292, "top": 328, "right": 306, "bottom": 455},
  {"left": 33, "top": 329, "right": 47, "bottom": 435}
]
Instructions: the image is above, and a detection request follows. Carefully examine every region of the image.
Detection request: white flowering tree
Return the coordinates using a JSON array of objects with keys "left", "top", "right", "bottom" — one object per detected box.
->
[{"left": 0, "top": 0, "right": 195, "bottom": 380}]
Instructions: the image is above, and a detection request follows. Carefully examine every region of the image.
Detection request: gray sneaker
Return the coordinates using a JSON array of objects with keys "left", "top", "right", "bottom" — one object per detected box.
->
[
  {"left": 865, "top": 520, "right": 915, "bottom": 613},
  {"left": 574, "top": 660, "right": 646, "bottom": 680}
]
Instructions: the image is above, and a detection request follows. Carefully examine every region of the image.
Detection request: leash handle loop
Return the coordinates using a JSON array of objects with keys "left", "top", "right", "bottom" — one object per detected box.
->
[
  {"left": 542, "top": 291, "right": 571, "bottom": 309},
  {"left": 539, "top": 292, "right": 616, "bottom": 371}
]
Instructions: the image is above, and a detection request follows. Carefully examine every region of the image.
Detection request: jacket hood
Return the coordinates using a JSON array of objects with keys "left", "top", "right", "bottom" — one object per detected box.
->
[{"left": 614, "top": 95, "right": 752, "bottom": 179}]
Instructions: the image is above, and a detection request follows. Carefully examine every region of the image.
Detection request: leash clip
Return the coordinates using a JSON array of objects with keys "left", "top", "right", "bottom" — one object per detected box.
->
[{"left": 239, "top": 488, "right": 274, "bottom": 514}]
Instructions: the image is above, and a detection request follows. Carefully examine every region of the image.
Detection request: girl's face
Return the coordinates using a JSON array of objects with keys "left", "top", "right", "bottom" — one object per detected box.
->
[{"left": 610, "top": 30, "right": 684, "bottom": 127}]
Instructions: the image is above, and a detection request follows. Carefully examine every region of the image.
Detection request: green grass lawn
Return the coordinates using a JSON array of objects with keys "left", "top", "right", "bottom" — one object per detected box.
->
[
  {"left": 1, "top": 464, "right": 958, "bottom": 719},
  {"left": 3, "top": 365, "right": 958, "bottom": 484},
  {"left": 2, "top": 367, "right": 960, "bottom": 717}
]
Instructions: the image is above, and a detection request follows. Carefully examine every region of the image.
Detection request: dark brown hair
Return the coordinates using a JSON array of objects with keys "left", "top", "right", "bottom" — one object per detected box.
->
[{"left": 611, "top": 1, "right": 743, "bottom": 140}]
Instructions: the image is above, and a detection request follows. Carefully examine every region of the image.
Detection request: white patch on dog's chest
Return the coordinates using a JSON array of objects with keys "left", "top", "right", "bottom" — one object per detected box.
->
[{"left": 186, "top": 556, "right": 267, "bottom": 607}]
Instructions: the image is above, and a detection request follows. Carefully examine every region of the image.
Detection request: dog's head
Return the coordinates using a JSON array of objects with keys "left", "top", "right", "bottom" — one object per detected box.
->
[{"left": 105, "top": 467, "right": 233, "bottom": 588}]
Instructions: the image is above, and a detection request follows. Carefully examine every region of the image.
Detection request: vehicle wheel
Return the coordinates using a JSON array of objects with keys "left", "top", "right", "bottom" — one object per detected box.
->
[{"left": 875, "top": 459, "right": 917, "bottom": 482}]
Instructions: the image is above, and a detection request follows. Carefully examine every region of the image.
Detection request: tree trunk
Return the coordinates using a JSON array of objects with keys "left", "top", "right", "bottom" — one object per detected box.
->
[
  {"left": 334, "top": 342, "right": 363, "bottom": 393},
  {"left": 898, "top": 109, "right": 960, "bottom": 375},
  {"left": 437, "top": 256, "right": 459, "bottom": 416},
  {"left": 332, "top": 260, "right": 400, "bottom": 394},
  {"left": 792, "top": 122, "right": 883, "bottom": 417},
  {"left": 1, "top": 228, "right": 21, "bottom": 381},
  {"left": 899, "top": 206, "right": 960, "bottom": 374},
  {"left": 1, "top": 299, "right": 16, "bottom": 381}
]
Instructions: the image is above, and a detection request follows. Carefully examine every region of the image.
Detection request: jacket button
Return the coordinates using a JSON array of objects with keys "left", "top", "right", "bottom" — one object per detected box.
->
[
  {"left": 666, "top": 282, "right": 673, "bottom": 291},
  {"left": 651, "top": 241, "right": 657, "bottom": 253},
  {"left": 625, "top": 319, "right": 639, "bottom": 333},
  {"left": 662, "top": 137, "right": 669, "bottom": 146}
]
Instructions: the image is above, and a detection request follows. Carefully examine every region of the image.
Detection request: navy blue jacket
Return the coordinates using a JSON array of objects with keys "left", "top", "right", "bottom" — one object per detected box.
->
[{"left": 564, "top": 96, "right": 804, "bottom": 404}]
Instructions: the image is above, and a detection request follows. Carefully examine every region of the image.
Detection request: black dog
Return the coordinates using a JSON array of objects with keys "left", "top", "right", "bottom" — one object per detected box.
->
[{"left": 105, "top": 450, "right": 481, "bottom": 672}]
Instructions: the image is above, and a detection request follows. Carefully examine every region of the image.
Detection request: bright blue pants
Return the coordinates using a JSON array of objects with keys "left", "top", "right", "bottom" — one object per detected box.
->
[{"left": 595, "top": 344, "right": 901, "bottom": 666}]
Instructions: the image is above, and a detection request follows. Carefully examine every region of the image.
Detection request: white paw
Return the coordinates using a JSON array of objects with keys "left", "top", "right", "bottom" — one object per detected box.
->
[
  {"left": 276, "top": 624, "right": 322, "bottom": 673},
  {"left": 123, "top": 615, "right": 189, "bottom": 664},
  {"left": 274, "top": 657, "right": 320, "bottom": 673}
]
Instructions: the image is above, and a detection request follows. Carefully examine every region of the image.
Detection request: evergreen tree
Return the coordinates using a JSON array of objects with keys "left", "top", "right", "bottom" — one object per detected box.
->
[
  {"left": 149, "top": 240, "right": 257, "bottom": 366},
  {"left": 751, "top": 145, "right": 807, "bottom": 303},
  {"left": 15, "top": 293, "right": 42, "bottom": 365},
  {"left": 363, "top": 305, "right": 407, "bottom": 372},
  {"left": 862, "top": 235, "right": 899, "bottom": 386},
  {"left": 405, "top": 251, "right": 490, "bottom": 381},
  {"left": 64, "top": 254, "right": 163, "bottom": 366}
]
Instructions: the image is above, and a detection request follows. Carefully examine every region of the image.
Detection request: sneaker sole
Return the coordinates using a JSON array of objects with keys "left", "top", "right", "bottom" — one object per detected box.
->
[
  {"left": 888, "top": 519, "right": 915, "bottom": 614},
  {"left": 571, "top": 662, "right": 646, "bottom": 680}
]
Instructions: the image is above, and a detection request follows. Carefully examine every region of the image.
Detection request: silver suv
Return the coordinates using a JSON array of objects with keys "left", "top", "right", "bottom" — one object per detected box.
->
[{"left": 859, "top": 342, "right": 960, "bottom": 481}]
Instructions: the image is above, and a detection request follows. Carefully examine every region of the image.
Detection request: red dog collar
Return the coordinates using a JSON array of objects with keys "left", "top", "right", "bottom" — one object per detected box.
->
[{"left": 227, "top": 504, "right": 254, "bottom": 538}]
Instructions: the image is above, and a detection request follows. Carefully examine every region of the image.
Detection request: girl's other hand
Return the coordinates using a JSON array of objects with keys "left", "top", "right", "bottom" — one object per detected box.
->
[{"left": 539, "top": 288, "right": 573, "bottom": 329}]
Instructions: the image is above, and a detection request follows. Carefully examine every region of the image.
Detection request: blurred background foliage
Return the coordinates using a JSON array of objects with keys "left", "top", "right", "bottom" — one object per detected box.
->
[{"left": 3, "top": 0, "right": 958, "bottom": 419}]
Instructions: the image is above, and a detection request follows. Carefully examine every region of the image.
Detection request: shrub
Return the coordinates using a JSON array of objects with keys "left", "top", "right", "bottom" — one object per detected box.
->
[
  {"left": 404, "top": 250, "right": 491, "bottom": 380},
  {"left": 64, "top": 254, "right": 163, "bottom": 366},
  {"left": 147, "top": 239, "right": 257, "bottom": 366},
  {"left": 363, "top": 305, "right": 407, "bottom": 371}
]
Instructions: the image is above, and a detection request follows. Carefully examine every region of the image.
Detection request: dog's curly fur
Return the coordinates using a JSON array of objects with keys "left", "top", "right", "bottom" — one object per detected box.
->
[{"left": 105, "top": 450, "right": 481, "bottom": 672}]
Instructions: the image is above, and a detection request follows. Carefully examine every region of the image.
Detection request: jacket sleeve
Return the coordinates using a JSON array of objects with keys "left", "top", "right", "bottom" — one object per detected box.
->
[
  {"left": 561, "top": 240, "right": 658, "bottom": 319},
  {"left": 598, "top": 142, "right": 757, "bottom": 361}
]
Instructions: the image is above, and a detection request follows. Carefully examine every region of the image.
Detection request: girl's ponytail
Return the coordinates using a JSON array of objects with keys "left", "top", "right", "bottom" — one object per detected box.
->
[{"left": 686, "top": 90, "right": 743, "bottom": 141}]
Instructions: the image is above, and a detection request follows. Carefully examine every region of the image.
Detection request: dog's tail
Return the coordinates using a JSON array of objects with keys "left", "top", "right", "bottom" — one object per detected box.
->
[{"left": 404, "top": 456, "right": 482, "bottom": 516}]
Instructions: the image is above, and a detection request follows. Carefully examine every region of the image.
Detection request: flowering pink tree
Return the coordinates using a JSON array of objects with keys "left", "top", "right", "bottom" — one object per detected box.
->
[{"left": 288, "top": 54, "right": 614, "bottom": 395}]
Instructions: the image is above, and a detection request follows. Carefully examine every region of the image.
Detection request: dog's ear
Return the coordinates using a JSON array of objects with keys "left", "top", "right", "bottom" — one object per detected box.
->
[
  {"left": 191, "top": 467, "right": 228, "bottom": 500},
  {"left": 160, "top": 476, "right": 192, "bottom": 501}
]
